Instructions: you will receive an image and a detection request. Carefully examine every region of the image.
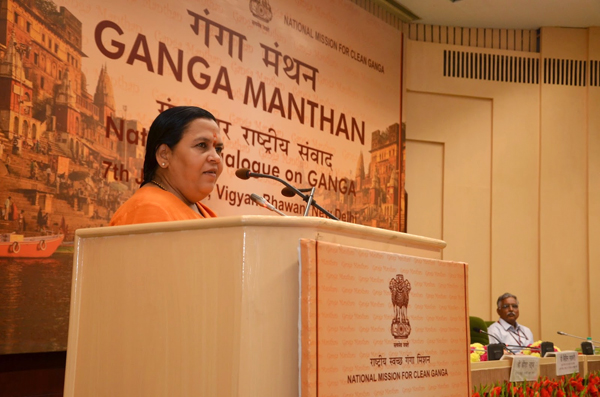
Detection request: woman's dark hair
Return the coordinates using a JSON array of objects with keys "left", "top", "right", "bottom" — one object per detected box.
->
[{"left": 141, "top": 106, "right": 216, "bottom": 186}]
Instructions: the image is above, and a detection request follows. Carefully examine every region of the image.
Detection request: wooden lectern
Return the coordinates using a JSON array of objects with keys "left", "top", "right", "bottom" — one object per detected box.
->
[{"left": 64, "top": 216, "right": 446, "bottom": 396}]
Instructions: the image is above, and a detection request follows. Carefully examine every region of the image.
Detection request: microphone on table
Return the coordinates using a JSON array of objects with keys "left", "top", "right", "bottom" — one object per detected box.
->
[
  {"left": 474, "top": 329, "right": 556, "bottom": 357},
  {"left": 250, "top": 193, "right": 287, "bottom": 217},
  {"left": 557, "top": 331, "right": 600, "bottom": 345},
  {"left": 504, "top": 343, "right": 555, "bottom": 357},
  {"left": 235, "top": 168, "right": 339, "bottom": 220},
  {"left": 472, "top": 327, "right": 515, "bottom": 357},
  {"left": 472, "top": 327, "right": 504, "bottom": 345},
  {"left": 503, "top": 345, "right": 534, "bottom": 350},
  {"left": 558, "top": 331, "right": 598, "bottom": 355}
]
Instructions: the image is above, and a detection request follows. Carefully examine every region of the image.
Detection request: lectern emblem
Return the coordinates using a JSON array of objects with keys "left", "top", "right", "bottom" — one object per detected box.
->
[
  {"left": 249, "top": 0, "right": 273, "bottom": 23},
  {"left": 389, "top": 274, "right": 411, "bottom": 339}
]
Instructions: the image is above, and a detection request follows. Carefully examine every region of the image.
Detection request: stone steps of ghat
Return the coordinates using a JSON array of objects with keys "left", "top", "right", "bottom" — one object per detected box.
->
[
  {"left": 4, "top": 149, "right": 52, "bottom": 179},
  {"left": 1, "top": 172, "right": 108, "bottom": 237},
  {"left": 1, "top": 137, "right": 117, "bottom": 237}
]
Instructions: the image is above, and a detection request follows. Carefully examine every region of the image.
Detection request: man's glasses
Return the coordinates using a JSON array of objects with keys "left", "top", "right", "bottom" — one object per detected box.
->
[{"left": 501, "top": 304, "right": 518, "bottom": 309}]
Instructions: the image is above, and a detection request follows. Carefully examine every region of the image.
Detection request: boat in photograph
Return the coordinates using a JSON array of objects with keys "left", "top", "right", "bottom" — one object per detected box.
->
[{"left": 0, "top": 234, "right": 65, "bottom": 258}]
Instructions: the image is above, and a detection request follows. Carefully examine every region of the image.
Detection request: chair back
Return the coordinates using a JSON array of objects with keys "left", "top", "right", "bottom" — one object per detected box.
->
[{"left": 469, "top": 316, "right": 490, "bottom": 345}]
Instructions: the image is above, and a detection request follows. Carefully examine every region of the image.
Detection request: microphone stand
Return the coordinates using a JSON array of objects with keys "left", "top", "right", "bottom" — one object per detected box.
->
[
  {"left": 250, "top": 193, "right": 287, "bottom": 217},
  {"left": 238, "top": 170, "right": 339, "bottom": 220},
  {"left": 557, "top": 331, "right": 600, "bottom": 345},
  {"left": 504, "top": 345, "right": 538, "bottom": 352},
  {"left": 473, "top": 328, "right": 516, "bottom": 354},
  {"left": 280, "top": 181, "right": 337, "bottom": 220},
  {"left": 303, "top": 187, "right": 316, "bottom": 217}
]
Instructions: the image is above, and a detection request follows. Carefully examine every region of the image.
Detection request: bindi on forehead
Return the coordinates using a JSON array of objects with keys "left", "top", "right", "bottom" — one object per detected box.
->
[{"left": 212, "top": 130, "right": 225, "bottom": 146}]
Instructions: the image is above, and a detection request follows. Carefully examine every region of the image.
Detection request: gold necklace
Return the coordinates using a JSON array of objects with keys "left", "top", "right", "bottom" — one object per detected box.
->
[{"left": 149, "top": 180, "right": 167, "bottom": 191}]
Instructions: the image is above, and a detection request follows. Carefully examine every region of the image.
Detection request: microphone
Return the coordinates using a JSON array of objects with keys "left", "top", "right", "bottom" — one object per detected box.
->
[
  {"left": 475, "top": 328, "right": 557, "bottom": 356},
  {"left": 250, "top": 193, "right": 287, "bottom": 217},
  {"left": 557, "top": 331, "right": 600, "bottom": 345},
  {"left": 235, "top": 168, "right": 252, "bottom": 180},
  {"left": 473, "top": 327, "right": 504, "bottom": 345},
  {"left": 472, "top": 328, "right": 515, "bottom": 354},
  {"left": 281, "top": 186, "right": 313, "bottom": 198},
  {"left": 235, "top": 168, "right": 339, "bottom": 220},
  {"left": 236, "top": 168, "right": 306, "bottom": 197}
]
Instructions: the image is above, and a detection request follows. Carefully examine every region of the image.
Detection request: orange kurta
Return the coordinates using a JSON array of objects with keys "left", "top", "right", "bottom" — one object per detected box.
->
[{"left": 110, "top": 186, "right": 217, "bottom": 226}]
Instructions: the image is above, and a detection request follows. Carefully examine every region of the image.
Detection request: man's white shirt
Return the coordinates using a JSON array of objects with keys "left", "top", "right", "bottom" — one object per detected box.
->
[{"left": 486, "top": 318, "right": 534, "bottom": 347}]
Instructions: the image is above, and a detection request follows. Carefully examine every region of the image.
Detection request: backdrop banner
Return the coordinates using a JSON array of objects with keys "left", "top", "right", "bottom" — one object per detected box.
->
[{"left": 0, "top": 0, "right": 403, "bottom": 353}]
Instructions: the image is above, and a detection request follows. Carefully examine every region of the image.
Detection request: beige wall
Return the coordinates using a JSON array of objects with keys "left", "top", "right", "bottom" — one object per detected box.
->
[
  {"left": 404, "top": 27, "right": 599, "bottom": 349},
  {"left": 589, "top": 27, "right": 600, "bottom": 344}
]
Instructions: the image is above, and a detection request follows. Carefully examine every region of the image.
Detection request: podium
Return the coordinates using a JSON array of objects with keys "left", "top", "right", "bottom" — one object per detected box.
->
[{"left": 64, "top": 216, "right": 447, "bottom": 396}]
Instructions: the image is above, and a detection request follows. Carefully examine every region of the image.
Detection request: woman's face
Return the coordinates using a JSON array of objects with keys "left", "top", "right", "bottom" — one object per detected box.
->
[{"left": 161, "top": 118, "right": 224, "bottom": 204}]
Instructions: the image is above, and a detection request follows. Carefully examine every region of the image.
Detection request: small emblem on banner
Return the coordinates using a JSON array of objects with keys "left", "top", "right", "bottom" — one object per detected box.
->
[
  {"left": 389, "top": 274, "right": 411, "bottom": 339},
  {"left": 249, "top": 0, "right": 273, "bottom": 23}
]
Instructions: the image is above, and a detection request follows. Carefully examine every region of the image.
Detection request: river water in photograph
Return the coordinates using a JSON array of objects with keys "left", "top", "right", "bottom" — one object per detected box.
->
[{"left": 0, "top": 253, "right": 72, "bottom": 354}]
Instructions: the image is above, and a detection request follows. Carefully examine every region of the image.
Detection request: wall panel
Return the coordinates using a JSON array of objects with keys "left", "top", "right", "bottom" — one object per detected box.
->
[
  {"left": 539, "top": 27, "right": 590, "bottom": 349},
  {"left": 404, "top": 91, "right": 492, "bottom": 317},
  {"left": 588, "top": 27, "right": 600, "bottom": 343},
  {"left": 405, "top": 140, "right": 444, "bottom": 240}
]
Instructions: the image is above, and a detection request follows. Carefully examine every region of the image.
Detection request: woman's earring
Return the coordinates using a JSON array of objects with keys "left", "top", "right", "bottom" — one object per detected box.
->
[{"left": 162, "top": 163, "right": 165, "bottom": 167}]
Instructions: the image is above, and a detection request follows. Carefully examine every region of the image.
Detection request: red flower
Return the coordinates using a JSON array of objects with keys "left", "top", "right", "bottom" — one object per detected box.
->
[
  {"left": 540, "top": 389, "right": 551, "bottom": 397},
  {"left": 588, "top": 383, "right": 600, "bottom": 397},
  {"left": 569, "top": 378, "right": 584, "bottom": 392},
  {"left": 490, "top": 386, "right": 503, "bottom": 397},
  {"left": 511, "top": 385, "right": 524, "bottom": 397}
]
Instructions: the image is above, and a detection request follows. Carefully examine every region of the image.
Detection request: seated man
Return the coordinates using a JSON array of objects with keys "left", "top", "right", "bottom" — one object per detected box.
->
[{"left": 487, "top": 292, "right": 534, "bottom": 348}]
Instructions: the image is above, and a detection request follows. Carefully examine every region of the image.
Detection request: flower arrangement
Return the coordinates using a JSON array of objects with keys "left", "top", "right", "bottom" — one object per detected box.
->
[
  {"left": 470, "top": 341, "right": 562, "bottom": 362},
  {"left": 472, "top": 372, "right": 600, "bottom": 397},
  {"left": 471, "top": 343, "right": 488, "bottom": 362}
]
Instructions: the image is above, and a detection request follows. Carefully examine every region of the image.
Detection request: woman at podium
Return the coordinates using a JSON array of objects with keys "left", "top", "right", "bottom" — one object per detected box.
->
[{"left": 110, "top": 106, "right": 224, "bottom": 226}]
